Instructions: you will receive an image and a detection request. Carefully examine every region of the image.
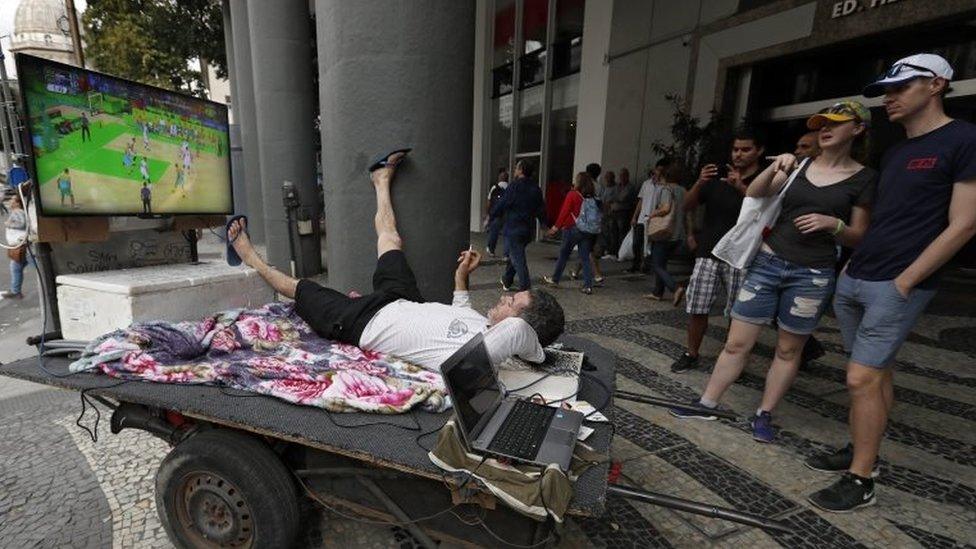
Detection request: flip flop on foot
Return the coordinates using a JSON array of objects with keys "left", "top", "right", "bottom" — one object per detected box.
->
[
  {"left": 225, "top": 214, "right": 249, "bottom": 266},
  {"left": 368, "top": 148, "right": 412, "bottom": 174}
]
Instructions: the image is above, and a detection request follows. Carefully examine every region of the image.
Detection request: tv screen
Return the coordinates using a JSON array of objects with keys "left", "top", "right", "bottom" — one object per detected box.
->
[{"left": 16, "top": 54, "right": 233, "bottom": 217}]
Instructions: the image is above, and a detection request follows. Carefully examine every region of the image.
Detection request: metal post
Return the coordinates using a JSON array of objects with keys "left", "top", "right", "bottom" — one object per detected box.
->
[
  {"left": 614, "top": 390, "right": 738, "bottom": 420},
  {"left": 0, "top": 50, "right": 12, "bottom": 170},
  {"left": 607, "top": 484, "right": 792, "bottom": 534},
  {"left": 357, "top": 476, "right": 438, "bottom": 549},
  {"left": 0, "top": 43, "right": 20, "bottom": 163}
]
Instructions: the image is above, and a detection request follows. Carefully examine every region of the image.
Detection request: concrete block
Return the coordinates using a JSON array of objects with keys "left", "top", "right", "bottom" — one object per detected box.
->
[{"left": 56, "top": 262, "right": 275, "bottom": 341}]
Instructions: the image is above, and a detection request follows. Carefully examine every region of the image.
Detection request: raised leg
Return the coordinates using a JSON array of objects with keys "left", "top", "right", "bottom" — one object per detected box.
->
[
  {"left": 371, "top": 152, "right": 407, "bottom": 258},
  {"left": 229, "top": 219, "right": 298, "bottom": 299}
]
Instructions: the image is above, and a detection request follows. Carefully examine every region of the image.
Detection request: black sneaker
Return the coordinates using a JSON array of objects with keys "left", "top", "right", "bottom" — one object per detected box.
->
[
  {"left": 808, "top": 473, "right": 876, "bottom": 513},
  {"left": 805, "top": 444, "right": 880, "bottom": 478},
  {"left": 668, "top": 400, "right": 718, "bottom": 421},
  {"left": 670, "top": 353, "right": 699, "bottom": 373}
]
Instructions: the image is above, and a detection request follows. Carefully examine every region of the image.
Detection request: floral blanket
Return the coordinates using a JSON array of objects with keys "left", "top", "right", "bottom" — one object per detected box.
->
[{"left": 69, "top": 302, "right": 449, "bottom": 414}]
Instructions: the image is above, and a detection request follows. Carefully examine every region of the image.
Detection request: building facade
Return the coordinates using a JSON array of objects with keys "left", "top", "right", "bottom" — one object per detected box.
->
[{"left": 469, "top": 0, "right": 976, "bottom": 231}]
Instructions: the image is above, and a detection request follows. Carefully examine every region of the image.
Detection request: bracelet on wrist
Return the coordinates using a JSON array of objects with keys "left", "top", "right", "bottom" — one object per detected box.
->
[{"left": 833, "top": 218, "right": 845, "bottom": 236}]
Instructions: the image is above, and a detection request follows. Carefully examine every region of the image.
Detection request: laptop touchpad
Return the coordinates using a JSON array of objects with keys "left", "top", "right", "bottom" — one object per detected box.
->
[{"left": 551, "top": 429, "right": 576, "bottom": 446}]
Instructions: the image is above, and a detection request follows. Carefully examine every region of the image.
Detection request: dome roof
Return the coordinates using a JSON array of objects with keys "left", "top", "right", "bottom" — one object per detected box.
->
[{"left": 11, "top": 0, "right": 74, "bottom": 55}]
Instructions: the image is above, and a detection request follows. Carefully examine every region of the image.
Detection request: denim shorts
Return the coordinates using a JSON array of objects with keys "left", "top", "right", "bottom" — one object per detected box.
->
[
  {"left": 832, "top": 273, "right": 936, "bottom": 368},
  {"left": 730, "top": 252, "right": 835, "bottom": 335}
]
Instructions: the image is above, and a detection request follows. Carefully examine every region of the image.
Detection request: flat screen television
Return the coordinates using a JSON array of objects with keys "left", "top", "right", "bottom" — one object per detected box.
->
[{"left": 16, "top": 54, "right": 233, "bottom": 217}]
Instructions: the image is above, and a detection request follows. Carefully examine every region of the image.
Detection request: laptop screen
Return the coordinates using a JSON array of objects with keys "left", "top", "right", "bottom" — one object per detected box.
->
[{"left": 444, "top": 345, "right": 502, "bottom": 436}]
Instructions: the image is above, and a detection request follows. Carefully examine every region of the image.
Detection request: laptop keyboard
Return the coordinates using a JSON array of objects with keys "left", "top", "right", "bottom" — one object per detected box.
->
[{"left": 487, "top": 399, "right": 557, "bottom": 460}]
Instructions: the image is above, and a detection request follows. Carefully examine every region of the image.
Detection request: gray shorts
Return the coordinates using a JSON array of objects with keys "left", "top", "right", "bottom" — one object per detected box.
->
[{"left": 833, "top": 273, "right": 936, "bottom": 369}]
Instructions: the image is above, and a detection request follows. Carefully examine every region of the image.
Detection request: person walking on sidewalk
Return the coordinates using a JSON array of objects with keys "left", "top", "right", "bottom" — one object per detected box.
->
[
  {"left": 608, "top": 167, "right": 638, "bottom": 257},
  {"left": 571, "top": 164, "right": 609, "bottom": 285},
  {"left": 644, "top": 163, "right": 688, "bottom": 302},
  {"left": 491, "top": 159, "right": 548, "bottom": 291},
  {"left": 806, "top": 54, "right": 976, "bottom": 512},
  {"left": 485, "top": 167, "right": 509, "bottom": 257},
  {"left": 627, "top": 158, "right": 670, "bottom": 273},
  {"left": 670, "top": 101, "right": 877, "bottom": 446},
  {"left": 670, "top": 131, "right": 764, "bottom": 373},
  {"left": 543, "top": 172, "right": 601, "bottom": 295},
  {"left": 2, "top": 195, "right": 32, "bottom": 300}
]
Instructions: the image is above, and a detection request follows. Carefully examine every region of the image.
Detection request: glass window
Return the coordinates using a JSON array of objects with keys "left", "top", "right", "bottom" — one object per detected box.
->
[
  {"left": 493, "top": 0, "right": 516, "bottom": 68},
  {"left": 552, "top": 36, "right": 582, "bottom": 79},
  {"left": 519, "top": 49, "right": 547, "bottom": 89},
  {"left": 544, "top": 74, "right": 579, "bottom": 226},
  {"left": 490, "top": 95, "right": 513, "bottom": 188},
  {"left": 492, "top": 63, "right": 514, "bottom": 97},
  {"left": 552, "top": 0, "right": 584, "bottom": 79},
  {"left": 522, "top": 0, "right": 548, "bottom": 55},
  {"left": 751, "top": 18, "right": 976, "bottom": 110},
  {"left": 517, "top": 85, "right": 544, "bottom": 153}
]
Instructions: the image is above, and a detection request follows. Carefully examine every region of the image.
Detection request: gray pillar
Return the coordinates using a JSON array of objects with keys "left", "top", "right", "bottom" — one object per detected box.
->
[
  {"left": 316, "top": 0, "right": 474, "bottom": 303},
  {"left": 247, "top": 0, "right": 321, "bottom": 275},
  {"left": 228, "top": 0, "right": 265, "bottom": 243},
  {"left": 221, "top": 1, "right": 247, "bottom": 216}
]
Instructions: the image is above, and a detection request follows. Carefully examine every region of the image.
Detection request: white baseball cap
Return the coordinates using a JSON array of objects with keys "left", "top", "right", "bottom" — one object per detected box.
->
[{"left": 863, "top": 53, "right": 954, "bottom": 98}]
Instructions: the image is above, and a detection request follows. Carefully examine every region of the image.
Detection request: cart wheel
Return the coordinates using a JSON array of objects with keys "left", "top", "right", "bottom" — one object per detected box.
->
[{"left": 155, "top": 428, "right": 299, "bottom": 548}]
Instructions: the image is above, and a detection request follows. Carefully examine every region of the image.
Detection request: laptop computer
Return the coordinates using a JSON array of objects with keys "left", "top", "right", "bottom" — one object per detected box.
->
[{"left": 439, "top": 333, "right": 584, "bottom": 471}]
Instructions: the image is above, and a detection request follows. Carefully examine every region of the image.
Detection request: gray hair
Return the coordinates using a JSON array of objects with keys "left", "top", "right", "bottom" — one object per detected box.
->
[{"left": 517, "top": 289, "right": 565, "bottom": 347}]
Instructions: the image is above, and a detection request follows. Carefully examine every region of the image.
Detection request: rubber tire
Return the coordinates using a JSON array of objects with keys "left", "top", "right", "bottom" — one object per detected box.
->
[{"left": 155, "top": 428, "right": 300, "bottom": 548}]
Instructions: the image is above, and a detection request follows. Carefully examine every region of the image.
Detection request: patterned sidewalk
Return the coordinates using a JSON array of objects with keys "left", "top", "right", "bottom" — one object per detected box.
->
[{"left": 1, "top": 234, "right": 974, "bottom": 547}]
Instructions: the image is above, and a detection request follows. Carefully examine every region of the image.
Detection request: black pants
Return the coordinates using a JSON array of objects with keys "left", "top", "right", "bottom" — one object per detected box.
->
[
  {"left": 142, "top": 199, "right": 151, "bottom": 214},
  {"left": 630, "top": 223, "right": 646, "bottom": 271},
  {"left": 81, "top": 126, "right": 91, "bottom": 141},
  {"left": 294, "top": 250, "right": 423, "bottom": 344}
]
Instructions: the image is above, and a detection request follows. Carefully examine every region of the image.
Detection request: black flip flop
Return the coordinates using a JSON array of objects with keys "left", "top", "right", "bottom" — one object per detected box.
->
[
  {"left": 225, "top": 214, "right": 248, "bottom": 266},
  {"left": 368, "top": 148, "right": 412, "bottom": 173}
]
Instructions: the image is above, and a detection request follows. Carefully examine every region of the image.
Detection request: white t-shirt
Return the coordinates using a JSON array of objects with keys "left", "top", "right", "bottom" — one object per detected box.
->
[
  {"left": 357, "top": 291, "right": 545, "bottom": 371},
  {"left": 636, "top": 178, "right": 657, "bottom": 224}
]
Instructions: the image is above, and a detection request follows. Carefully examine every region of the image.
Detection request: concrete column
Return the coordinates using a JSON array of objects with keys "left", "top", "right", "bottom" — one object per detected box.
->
[
  {"left": 246, "top": 0, "right": 321, "bottom": 275},
  {"left": 469, "top": 0, "right": 491, "bottom": 231},
  {"left": 228, "top": 0, "right": 265, "bottom": 243},
  {"left": 316, "top": 0, "right": 475, "bottom": 303},
  {"left": 573, "top": 0, "right": 614, "bottom": 175},
  {"left": 221, "top": 1, "right": 247, "bottom": 216}
]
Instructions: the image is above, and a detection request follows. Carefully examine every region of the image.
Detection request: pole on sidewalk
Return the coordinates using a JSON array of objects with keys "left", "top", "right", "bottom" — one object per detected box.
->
[
  {"left": 615, "top": 390, "right": 738, "bottom": 420},
  {"left": 607, "top": 484, "right": 792, "bottom": 534}
]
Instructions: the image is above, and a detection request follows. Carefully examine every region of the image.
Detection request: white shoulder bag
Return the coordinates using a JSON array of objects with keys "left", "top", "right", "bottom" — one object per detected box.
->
[{"left": 712, "top": 158, "right": 809, "bottom": 270}]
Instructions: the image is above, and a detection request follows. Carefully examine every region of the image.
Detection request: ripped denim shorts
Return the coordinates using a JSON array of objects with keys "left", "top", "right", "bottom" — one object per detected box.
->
[{"left": 731, "top": 251, "right": 836, "bottom": 335}]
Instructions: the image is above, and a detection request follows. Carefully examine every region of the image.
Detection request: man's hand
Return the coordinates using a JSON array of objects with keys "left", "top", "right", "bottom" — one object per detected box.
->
[
  {"left": 686, "top": 234, "right": 697, "bottom": 252},
  {"left": 794, "top": 213, "right": 838, "bottom": 234},
  {"left": 545, "top": 226, "right": 558, "bottom": 238},
  {"left": 456, "top": 249, "right": 482, "bottom": 276},
  {"left": 725, "top": 164, "right": 748, "bottom": 194},
  {"left": 697, "top": 164, "right": 718, "bottom": 185},
  {"left": 893, "top": 274, "right": 913, "bottom": 299}
]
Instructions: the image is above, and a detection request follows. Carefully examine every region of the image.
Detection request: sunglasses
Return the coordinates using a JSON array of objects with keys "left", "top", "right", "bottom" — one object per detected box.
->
[{"left": 882, "top": 62, "right": 938, "bottom": 79}]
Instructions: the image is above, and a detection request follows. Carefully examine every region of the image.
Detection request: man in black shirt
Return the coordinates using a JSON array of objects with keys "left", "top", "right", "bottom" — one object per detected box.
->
[
  {"left": 806, "top": 54, "right": 976, "bottom": 512},
  {"left": 671, "top": 131, "right": 764, "bottom": 373}
]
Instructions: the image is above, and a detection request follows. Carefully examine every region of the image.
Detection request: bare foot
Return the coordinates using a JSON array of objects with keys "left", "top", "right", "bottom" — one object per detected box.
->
[
  {"left": 228, "top": 218, "right": 257, "bottom": 265},
  {"left": 370, "top": 151, "right": 407, "bottom": 187}
]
